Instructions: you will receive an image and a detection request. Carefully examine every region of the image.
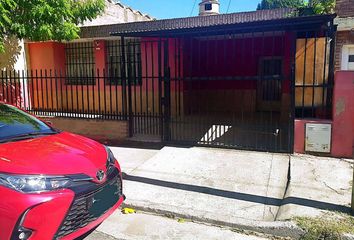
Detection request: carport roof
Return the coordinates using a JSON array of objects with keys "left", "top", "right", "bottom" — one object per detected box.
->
[{"left": 106, "top": 8, "right": 336, "bottom": 37}]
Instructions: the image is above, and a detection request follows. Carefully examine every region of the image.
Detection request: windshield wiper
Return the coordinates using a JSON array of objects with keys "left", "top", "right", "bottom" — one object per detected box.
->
[{"left": 0, "top": 132, "right": 58, "bottom": 143}]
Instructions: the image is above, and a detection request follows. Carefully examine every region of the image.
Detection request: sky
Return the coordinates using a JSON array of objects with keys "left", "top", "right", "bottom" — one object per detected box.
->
[{"left": 119, "top": 0, "right": 261, "bottom": 19}]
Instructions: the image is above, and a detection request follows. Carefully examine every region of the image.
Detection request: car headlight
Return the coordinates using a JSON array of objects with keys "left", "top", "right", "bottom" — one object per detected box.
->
[
  {"left": 0, "top": 174, "right": 70, "bottom": 193},
  {"left": 105, "top": 146, "right": 117, "bottom": 168}
]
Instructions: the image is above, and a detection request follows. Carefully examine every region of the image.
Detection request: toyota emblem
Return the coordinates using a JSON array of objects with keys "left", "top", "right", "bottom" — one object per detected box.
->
[{"left": 96, "top": 170, "right": 105, "bottom": 181}]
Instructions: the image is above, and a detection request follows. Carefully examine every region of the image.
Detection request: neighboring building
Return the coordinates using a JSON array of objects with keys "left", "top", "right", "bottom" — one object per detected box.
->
[
  {"left": 334, "top": 0, "right": 354, "bottom": 70},
  {"left": 199, "top": 0, "right": 220, "bottom": 16},
  {"left": 81, "top": 0, "right": 154, "bottom": 27},
  {"left": 0, "top": 38, "right": 27, "bottom": 71}
]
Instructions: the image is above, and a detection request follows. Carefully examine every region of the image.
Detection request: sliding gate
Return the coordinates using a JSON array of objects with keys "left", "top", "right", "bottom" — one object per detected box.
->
[{"left": 123, "top": 34, "right": 293, "bottom": 153}]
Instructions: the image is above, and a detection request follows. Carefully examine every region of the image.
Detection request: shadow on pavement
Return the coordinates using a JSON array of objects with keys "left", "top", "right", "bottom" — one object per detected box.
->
[{"left": 123, "top": 173, "right": 352, "bottom": 214}]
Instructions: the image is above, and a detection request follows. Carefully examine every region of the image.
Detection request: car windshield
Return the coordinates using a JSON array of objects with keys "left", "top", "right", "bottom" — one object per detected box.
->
[{"left": 0, "top": 103, "right": 57, "bottom": 142}]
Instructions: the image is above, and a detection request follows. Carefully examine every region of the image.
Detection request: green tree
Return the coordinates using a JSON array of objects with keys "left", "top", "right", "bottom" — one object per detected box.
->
[
  {"left": 308, "top": 0, "right": 335, "bottom": 14},
  {"left": 257, "top": 0, "right": 305, "bottom": 10},
  {"left": 256, "top": 0, "right": 335, "bottom": 14},
  {"left": 0, "top": 0, "right": 105, "bottom": 52}
]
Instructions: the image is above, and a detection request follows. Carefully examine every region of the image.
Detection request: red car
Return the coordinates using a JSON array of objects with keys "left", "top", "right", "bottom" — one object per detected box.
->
[{"left": 0, "top": 103, "right": 124, "bottom": 240}]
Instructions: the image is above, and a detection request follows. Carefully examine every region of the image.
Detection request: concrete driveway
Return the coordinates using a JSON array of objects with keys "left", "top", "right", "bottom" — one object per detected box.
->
[
  {"left": 111, "top": 146, "right": 290, "bottom": 223},
  {"left": 108, "top": 146, "right": 353, "bottom": 238}
]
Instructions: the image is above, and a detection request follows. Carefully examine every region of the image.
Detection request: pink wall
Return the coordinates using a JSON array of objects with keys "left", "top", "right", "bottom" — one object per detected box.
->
[{"left": 332, "top": 71, "right": 354, "bottom": 157}]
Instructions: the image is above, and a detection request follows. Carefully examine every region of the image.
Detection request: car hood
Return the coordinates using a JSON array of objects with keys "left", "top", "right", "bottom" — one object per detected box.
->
[{"left": 0, "top": 132, "right": 108, "bottom": 178}]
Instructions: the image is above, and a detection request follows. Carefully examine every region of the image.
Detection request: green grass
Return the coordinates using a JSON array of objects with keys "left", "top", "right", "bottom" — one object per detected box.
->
[{"left": 295, "top": 213, "right": 354, "bottom": 240}]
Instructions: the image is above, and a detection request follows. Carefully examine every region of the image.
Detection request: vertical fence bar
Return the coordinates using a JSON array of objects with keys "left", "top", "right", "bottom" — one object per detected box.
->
[
  {"left": 327, "top": 21, "right": 336, "bottom": 115},
  {"left": 97, "top": 69, "right": 101, "bottom": 117},
  {"left": 301, "top": 32, "right": 308, "bottom": 118},
  {"left": 289, "top": 31, "right": 297, "bottom": 153},
  {"left": 312, "top": 32, "right": 317, "bottom": 118},
  {"left": 322, "top": 31, "right": 328, "bottom": 114},
  {"left": 26, "top": 70, "right": 31, "bottom": 111},
  {"left": 21, "top": 70, "right": 26, "bottom": 110}
]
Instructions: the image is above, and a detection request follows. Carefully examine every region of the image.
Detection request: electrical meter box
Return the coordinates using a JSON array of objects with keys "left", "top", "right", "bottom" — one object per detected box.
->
[{"left": 305, "top": 123, "right": 332, "bottom": 153}]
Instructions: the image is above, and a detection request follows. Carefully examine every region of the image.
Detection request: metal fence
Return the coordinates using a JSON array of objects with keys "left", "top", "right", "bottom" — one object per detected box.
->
[
  {"left": 0, "top": 69, "right": 128, "bottom": 120},
  {"left": 0, "top": 27, "right": 335, "bottom": 153}
]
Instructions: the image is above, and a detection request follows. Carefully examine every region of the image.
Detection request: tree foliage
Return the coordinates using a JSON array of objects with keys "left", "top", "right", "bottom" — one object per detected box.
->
[
  {"left": 309, "top": 0, "right": 335, "bottom": 14},
  {"left": 257, "top": 0, "right": 335, "bottom": 15},
  {"left": 257, "top": 0, "right": 305, "bottom": 10},
  {"left": 0, "top": 0, "right": 105, "bottom": 52}
]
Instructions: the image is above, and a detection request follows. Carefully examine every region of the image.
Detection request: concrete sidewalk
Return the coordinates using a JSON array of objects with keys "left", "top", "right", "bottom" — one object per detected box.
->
[
  {"left": 109, "top": 146, "right": 353, "bottom": 238},
  {"left": 277, "top": 154, "right": 353, "bottom": 220}
]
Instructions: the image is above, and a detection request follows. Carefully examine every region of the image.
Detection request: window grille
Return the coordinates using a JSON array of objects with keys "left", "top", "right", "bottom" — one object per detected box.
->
[{"left": 65, "top": 42, "right": 95, "bottom": 85}]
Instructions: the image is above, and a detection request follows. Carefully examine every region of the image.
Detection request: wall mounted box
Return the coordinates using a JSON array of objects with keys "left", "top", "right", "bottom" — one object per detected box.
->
[{"left": 305, "top": 123, "right": 332, "bottom": 153}]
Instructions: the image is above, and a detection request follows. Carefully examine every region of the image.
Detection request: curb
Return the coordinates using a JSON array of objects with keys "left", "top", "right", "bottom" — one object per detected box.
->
[
  {"left": 122, "top": 201, "right": 354, "bottom": 240},
  {"left": 121, "top": 202, "right": 305, "bottom": 239}
]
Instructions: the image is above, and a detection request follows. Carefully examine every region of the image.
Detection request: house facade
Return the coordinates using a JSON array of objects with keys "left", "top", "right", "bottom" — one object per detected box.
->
[{"left": 1, "top": 2, "right": 353, "bottom": 158}]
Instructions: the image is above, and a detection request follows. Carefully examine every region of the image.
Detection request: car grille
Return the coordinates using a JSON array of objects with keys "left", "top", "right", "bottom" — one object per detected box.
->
[{"left": 55, "top": 169, "right": 122, "bottom": 239}]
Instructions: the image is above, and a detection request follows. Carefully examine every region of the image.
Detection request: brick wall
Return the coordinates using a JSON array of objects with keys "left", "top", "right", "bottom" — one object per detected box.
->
[
  {"left": 335, "top": 31, "right": 354, "bottom": 70},
  {"left": 39, "top": 117, "right": 129, "bottom": 143},
  {"left": 335, "top": 0, "right": 354, "bottom": 18}
]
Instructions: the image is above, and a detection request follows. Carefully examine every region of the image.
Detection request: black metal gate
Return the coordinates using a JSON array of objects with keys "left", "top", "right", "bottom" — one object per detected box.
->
[
  {"left": 166, "top": 33, "right": 292, "bottom": 153},
  {"left": 119, "top": 38, "right": 170, "bottom": 141},
  {"left": 121, "top": 35, "right": 293, "bottom": 152},
  {"left": 120, "top": 23, "right": 334, "bottom": 153}
]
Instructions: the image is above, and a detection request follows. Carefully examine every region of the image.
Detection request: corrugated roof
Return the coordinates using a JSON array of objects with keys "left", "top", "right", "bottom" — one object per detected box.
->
[{"left": 80, "top": 8, "right": 335, "bottom": 39}]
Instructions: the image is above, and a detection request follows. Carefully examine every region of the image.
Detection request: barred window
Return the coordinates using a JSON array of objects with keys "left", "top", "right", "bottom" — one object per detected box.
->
[
  {"left": 65, "top": 42, "right": 95, "bottom": 85},
  {"left": 106, "top": 39, "right": 142, "bottom": 85},
  {"left": 295, "top": 37, "right": 332, "bottom": 119}
]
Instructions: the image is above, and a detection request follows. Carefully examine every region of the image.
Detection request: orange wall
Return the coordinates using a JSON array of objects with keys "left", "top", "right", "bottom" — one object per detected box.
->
[{"left": 28, "top": 42, "right": 66, "bottom": 72}]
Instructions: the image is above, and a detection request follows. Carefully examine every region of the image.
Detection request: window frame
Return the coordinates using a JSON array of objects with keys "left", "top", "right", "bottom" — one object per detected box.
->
[
  {"left": 341, "top": 44, "right": 354, "bottom": 70},
  {"left": 204, "top": 3, "right": 212, "bottom": 11}
]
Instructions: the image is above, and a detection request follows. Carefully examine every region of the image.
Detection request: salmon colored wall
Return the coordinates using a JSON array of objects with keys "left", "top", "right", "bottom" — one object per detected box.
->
[
  {"left": 94, "top": 40, "right": 106, "bottom": 70},
  {"left": 28, "top": 42, "right": 66, "bottom": 110},
  {"left": 27, "top": 39, "right": 184, "bottom": 115},
  {"left": 28, "top": 42, "right": 65, "bottom": 71},
  {"left": 294, "top": 71, "right": 354, "bottom": 157}
]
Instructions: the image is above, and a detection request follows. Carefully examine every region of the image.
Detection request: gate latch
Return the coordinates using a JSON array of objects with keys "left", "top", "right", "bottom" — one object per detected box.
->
[{"left": 273, "top": 129, "right": 280, "bottom": 136}]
